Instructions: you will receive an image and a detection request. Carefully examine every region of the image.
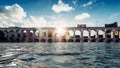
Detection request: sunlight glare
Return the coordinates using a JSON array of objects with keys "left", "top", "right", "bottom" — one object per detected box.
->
[{"left": 56, "top": 27, "right": 66, "bottom": 36}]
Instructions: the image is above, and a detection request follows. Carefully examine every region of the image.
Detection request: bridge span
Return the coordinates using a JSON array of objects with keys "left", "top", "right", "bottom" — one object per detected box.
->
[{"left": 0, "top": 27, "right": 120, "bottom": 42}]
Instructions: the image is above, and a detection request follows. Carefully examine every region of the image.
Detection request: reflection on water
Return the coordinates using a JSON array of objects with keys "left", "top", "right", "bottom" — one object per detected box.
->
[{"left": 0, "top": 43, "right": 120, "bottom": 68}]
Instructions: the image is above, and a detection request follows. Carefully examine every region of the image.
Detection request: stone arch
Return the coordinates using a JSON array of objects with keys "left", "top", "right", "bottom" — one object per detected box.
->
[
  {"left": 117, "top": 30, "right": 120, "bottom": 38},
  {"left": 75, "top": 39, "right": 80, "bottom": 42},
  {"left": 83, "top": 30, "right": 89, "bottom": 38},
  {"left": 16, "top": 38, "right": 20, "bottom": 42},
  {"left": 90, "top": 39, "right": 96, "bottom": 42},
  {"left": 3, "top": 30, "right": 8, "bottom": 38},
  {"left": 9, "top": 30, "right": 15, "bottom": 39},
  {"left": 35, "top": 30, "right": 40, "bottom": 37},
  {"left": 10, "top": 30, "right": 14, "bottom": 33},
  {"left": 114, "top": 30, "right": 119, "bottom": 38},
  {"left": 4, "top": 30, "right": 8, "bottom": 33},
  {"left": 48, "top": 29, "right": 53, "bottom": 38},
  {"left": 21, "top": 30, "right": 24, "bottom": 33},
  {"left": 29, "top": 30, "right": 34, "bottom": 36},
  {"left": 41, "top": 30, "right": 47, "bottom": 38},
  {"left": 114, "top": 38, "right": 119, "bottom": 42},
  {"left": 48, "top": 38, "right": 53, "bottom": 42},
  {"left": 68, "top": 39, "right": 73, "bottom": 42},
  {"left": 23, "top": 30, "right": 27, "bottom": 33},
  {"left": 22, "top": 30, "right": 27, "bottom": 38},
  {"left": 17, "top": 33, "right": 21, "bottom": 38},
  {"left": 61, "top": 38, "right": 67, "bottom": 42},
  {"left": 15, "top": 30, "right": 21, "bottom": 38},
  {"left": 75, "top": 30, "right": 81, "bottom": 38},
  {"left": 25, "top": 30, "right": 30, "bottom": 33},
  {"left": 68, "top": 30, "right": 74, "bottom": 38},
  {"left": 34, "top": 38, "right": 39, "bottom": 42},
  {"left": 16, "top": 30, "right": 20, "bottom": 33},
  {"left": 29, "top": 30, "right": 33, "bottom": 33},
  {"left": 106, "top": 38, "right": 112, "bottom": 43},
  {"left": 98, "top": 38, "right": 104, "bottom": 42},
  {"left": 83, "top": 38, "right": 88, "bottom": 42},
  {"left": 0, "top": 30, "right": 6, "bottom": 42},
  {"left": 98, "top": 30, "right": 104, "bottom": 38},
  {"left": 41, "top": 39, "right": 46, "bottom": 42},
  {"left": 28, "top": 38, "right": 32, "bottom": 42},
  {"left": 90, "top": 30, "right": 96, "bottom": 38}
]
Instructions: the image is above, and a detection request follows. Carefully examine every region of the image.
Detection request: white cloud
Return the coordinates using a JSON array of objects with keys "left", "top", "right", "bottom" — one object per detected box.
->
[
  {"left": 0, "top": 4, "right": 69, "bottom": 28},
  {"left": 0, "top": 3, "right": 93, "bottom": 28},
  {"left": 0, "top": 4, "right": 48, "bottom": 27},
  {"left": 22, "top": 16, "right": 47, "bottom": 27},
  {"left": 0, "top": 4, "right": 26, "bottom": 27},
  {"left": 0, "top": 4, "right": 26, "bottom": 22},
  {"left": 75, "top": 13, "right": 90, "bottom": 20},
  {"left": 82, "top": 1, "right": 93, "bottom": 7},
  {"left": 0, "top": 4, "right": 49, "bottom": 27},
  {"left": 41, "top": 15, "right": 76, "bottom": 27},
  {"left": 52, "top": 0, "right": 74, "bottom": 13},
  {"left": 0, "top": 21, "right": 15, "bottom": 27}
]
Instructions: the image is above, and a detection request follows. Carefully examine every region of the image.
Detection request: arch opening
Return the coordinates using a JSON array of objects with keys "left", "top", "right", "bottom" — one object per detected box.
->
[
  {"left": 83, "top": 30, "right": 89, "bottom": 38},
  {"left": 90, "top": 30, "right": 96, "bottom": 38},
  {"left": 75, "top": 30, "right": 81, "bottom": 38},
  {"left": 98, "top": 30, "right": 104, "bottom": 38}
]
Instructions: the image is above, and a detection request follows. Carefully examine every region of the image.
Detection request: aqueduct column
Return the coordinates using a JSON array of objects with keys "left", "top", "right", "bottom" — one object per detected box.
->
[
  {"left": 46, "top": 29, "right": 49, "bottom": 42},
  {"left": 52, "top": 30, "right": 55, "bottom": 42},
  {"left": 80, "top": 29, "right": 83, "bottom": 42},
  {"left": 88, "top": 30, "right": 91, "bottom": 38},
  {"left": 119, "top": 30, "right": 120, "bottom": 38},
  {"left": 39, "top": 29, "right": 42, "bottom": 41},
  {"left": 26, "top": 30, "right": 30, "bottom": 42},
  {"left": 95, "top": 30, "right": 99, "bottom": 38},
  {"left": 73, "top": 30, "right": 76, "bottom": 42},
  {"left": 32, "top": 30, "right": 36, "bottom": 41},
  {"left": 111, "top": 29, "right": 115, "bottom": 38},
  {"left": 103, "top": 29, "right": 106, "bottom": 38}
]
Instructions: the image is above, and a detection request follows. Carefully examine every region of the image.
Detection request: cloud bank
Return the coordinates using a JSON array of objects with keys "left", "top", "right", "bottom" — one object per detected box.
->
[
  {"left": 0, "top": 4, "right": 26, "bottom": 23},
  {"left": 0, "top": 3, "right": 94, "bottom": 28},
  {"left": 0, "top": 4, "right": 26, "bottom": 27},
  {"left": 0, "top": 4, "right": 47, "bottom": 27}
]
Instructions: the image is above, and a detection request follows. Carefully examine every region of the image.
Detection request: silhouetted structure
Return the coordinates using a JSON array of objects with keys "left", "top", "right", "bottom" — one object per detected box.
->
[
  {"left": 105, "top": 22, "right": 118, "bottom": 27},
  {"left": 105, "top": 22, "right": 119, "bottom": 39},
  {"left": 77, "top": 24, "right": 86, "bottom": 28},
  {"left": 0, "top": 30, "right": 6, "bottom": 42}
]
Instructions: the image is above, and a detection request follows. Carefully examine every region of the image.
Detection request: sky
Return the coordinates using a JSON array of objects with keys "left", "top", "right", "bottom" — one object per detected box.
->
[{"left": 0, "top": 0, "right": 120, "bottom": 27}]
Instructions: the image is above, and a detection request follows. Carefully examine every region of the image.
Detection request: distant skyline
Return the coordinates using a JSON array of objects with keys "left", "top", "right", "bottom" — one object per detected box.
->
[{"left": 0, "top": 0, "right": 120, "bottom": 27}]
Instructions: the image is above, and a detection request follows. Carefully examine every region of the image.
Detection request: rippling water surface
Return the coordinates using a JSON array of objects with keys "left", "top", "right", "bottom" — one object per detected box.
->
[{"left": 0, "top": 43, "right": 120, "bottom": 68}]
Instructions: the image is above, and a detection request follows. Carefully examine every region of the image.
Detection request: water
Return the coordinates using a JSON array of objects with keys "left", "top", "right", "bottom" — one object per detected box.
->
[{"left": 0, "top": 43, "right": 120, "bottom": 68}]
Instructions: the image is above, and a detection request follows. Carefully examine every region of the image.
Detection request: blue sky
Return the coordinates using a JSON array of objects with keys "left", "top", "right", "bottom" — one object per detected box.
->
[{"left": 0, "top": 0, "right": 120, "bottom": 27}]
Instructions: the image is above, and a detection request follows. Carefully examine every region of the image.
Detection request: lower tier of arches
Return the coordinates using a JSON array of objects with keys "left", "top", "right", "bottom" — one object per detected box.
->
[{"left": 1, "top": 38, "right": 120, "bottom": 43}]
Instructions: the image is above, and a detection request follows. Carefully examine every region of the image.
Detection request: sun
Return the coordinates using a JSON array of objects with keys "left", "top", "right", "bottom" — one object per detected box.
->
[{"left": 55, "top": 27, "right": 66, "bottom": 36}]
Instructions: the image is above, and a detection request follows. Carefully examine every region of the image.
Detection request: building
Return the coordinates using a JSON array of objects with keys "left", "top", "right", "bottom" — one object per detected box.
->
[
  {"left": 77, "top": 24, "right": 86, "bottom": 28},
  {"left": 105, "top": 22, "right": 119, "bottom": 39},
  {"left": 105, "top": 22, "right": 118, "bottom": 27}
]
